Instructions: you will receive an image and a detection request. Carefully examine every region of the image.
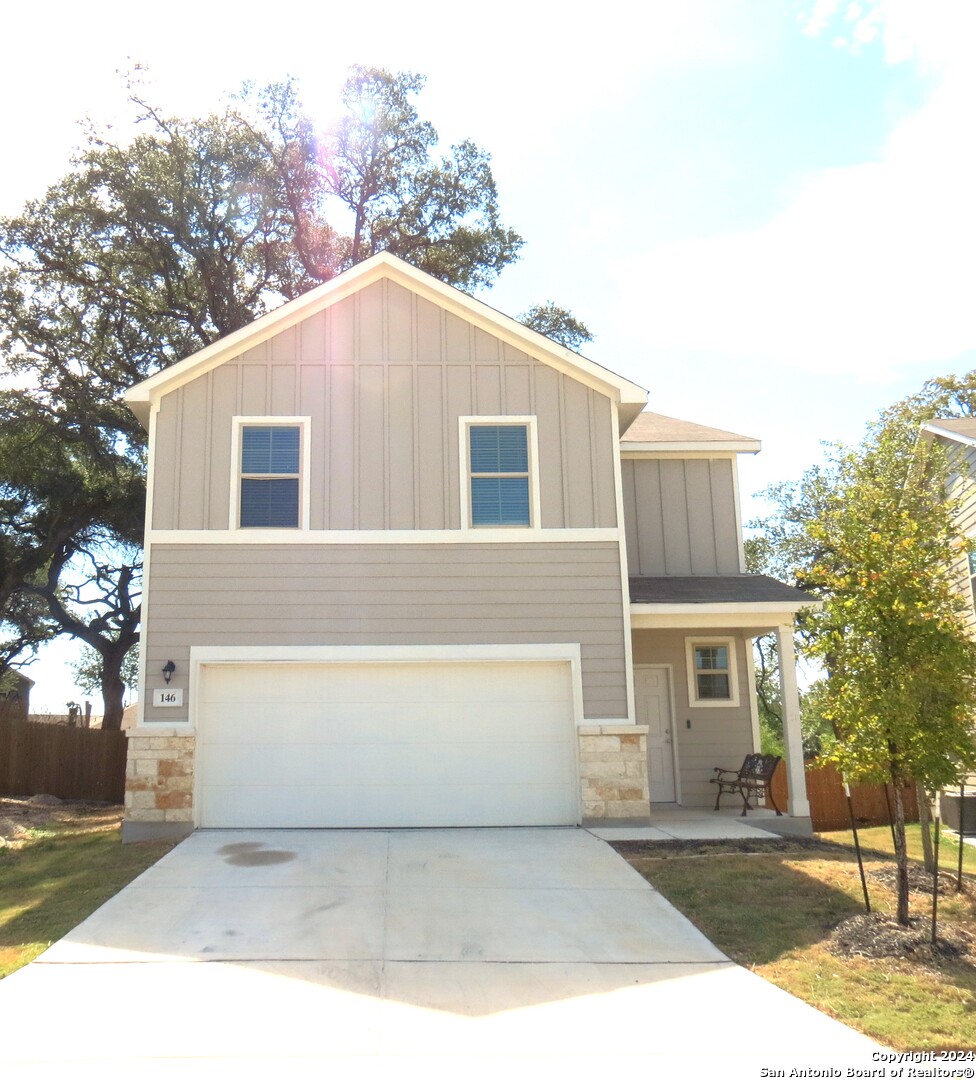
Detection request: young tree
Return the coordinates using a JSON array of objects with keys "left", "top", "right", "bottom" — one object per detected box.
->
[{"left": 761, "top": 423, "right": 976, "bottom": 923}]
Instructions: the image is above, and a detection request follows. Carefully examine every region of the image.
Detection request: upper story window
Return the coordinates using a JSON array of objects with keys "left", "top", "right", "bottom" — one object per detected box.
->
[
  {"left": 461, "top": 417, "right": 540, "bottom": 529},
  {"left": 232, "top": 417, "right": 310, "bottom": 529},
  {"left": 685, "top": 637, "right": 740, "bottom": 708},
  {"left": 968, "top": 549, "right": 976, "bottom": 613}
]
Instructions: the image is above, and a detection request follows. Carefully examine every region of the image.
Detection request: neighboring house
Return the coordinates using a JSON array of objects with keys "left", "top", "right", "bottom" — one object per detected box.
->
[
  {"left": 0, "top": 669, "right": 33, "bottom": 720},
  {"left": 121, "top": 252, "right": 815, "bottom": 841},
  {"left": 920, "top": 418, "right": 976, "bottom": 805}
]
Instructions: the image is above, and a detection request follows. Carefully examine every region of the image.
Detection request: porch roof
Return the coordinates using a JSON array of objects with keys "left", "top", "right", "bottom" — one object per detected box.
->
[
  {"left": 629, "top": 575, "right": 812, "bottom": 605},
  {"left": 629, "top": 575, "right": 819, "bottom": 631}
]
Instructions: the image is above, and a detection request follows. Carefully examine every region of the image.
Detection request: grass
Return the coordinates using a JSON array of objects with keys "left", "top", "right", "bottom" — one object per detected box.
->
[
  {"left": 0, "top": 809, "right": 174, "bottom": 978},
  {"left": 617, "top": 825, "right": 976, "bottom": 1051}
]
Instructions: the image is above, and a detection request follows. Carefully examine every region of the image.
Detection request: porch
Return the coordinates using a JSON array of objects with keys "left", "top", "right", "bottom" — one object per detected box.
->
[
  {"left": 628, "top": 573, "right": 821, "bottom": 830},
  {"left": 589, "top": 804, "right": 810, "bottom": 842}
]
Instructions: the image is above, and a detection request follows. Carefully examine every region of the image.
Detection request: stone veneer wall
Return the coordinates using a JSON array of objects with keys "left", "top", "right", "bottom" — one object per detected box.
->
[
  {"left": 122, "top": 733, "right": 196, "bottom": 841},
  {"left": 122, "top": 726, "right": 650, "bottom": 839},
  {"left": 578, "top": 725, "right": 650, "bottom": 822}
]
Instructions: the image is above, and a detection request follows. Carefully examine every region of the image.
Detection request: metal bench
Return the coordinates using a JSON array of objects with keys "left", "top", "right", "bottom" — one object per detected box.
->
[{"left": 711, "top": 753, "right": 783, "bottom": 816}]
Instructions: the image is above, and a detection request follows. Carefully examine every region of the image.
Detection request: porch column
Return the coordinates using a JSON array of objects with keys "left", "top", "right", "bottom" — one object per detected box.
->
[{"left": 776, "top": 624, "right": 810, "bottom": 818}]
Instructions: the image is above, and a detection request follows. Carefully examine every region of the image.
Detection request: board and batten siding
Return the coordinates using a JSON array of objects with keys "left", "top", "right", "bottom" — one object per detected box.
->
[
  {"left": 151, "top": 278, "right": 617, "bottom": 533},
  {"left": 944, "top": 440, "right": 976, "bottom": 631},
  {"left": 620, "top": 458, "right": 740, "bottom": 576},
  {"left": 632, "top": 629, "right": 754, "bottom": 808},
  {"left": 142, "top": 542, "right": 628, "bottom": 724}
]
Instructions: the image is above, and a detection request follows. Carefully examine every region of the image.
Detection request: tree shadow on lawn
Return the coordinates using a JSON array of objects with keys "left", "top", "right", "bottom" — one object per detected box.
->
[
  {"left": 615, "top": 843, "right": 878, "bottom": 966},
  {"left": 0, "top": 830, "right": 173, "bottom": 976}
]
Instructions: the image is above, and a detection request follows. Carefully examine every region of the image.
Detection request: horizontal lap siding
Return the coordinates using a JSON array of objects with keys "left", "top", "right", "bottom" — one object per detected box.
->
[
  {"left": 632, "top": 628, "right": 754, "bottom": 807},
  {"left": 143, "top": 542, "right": 628, "bottom": 723}
]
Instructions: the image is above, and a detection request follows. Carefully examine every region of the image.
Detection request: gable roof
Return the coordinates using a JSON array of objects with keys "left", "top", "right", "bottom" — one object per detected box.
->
[
  {"left": 921, "top": 418, "right": 976, "bottom": 447},
  {"left": 124, "top": 251, "right": 648, "bottom": 430},
  {"left": 619, "top": 410, "right": 761, "bottom": 453}
]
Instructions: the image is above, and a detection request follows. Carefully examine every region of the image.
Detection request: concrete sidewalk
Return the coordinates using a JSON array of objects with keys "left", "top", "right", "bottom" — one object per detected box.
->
[{"left": 0, "top": 828, "right": 880, "bottom": 1076}]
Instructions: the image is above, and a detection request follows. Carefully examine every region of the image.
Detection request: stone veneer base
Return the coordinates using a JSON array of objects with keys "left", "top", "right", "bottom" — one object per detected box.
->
[
  {"left": 122, "top": 820, "right": 195, "bottom": 843},
  {"left": 121, "top": 723, "right": 653, "bottom": 840}
]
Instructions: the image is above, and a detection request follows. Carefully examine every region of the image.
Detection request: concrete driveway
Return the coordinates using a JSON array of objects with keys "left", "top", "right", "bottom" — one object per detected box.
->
[{"left": 1, "top": 828, "right": 878, "bottom": 1075}]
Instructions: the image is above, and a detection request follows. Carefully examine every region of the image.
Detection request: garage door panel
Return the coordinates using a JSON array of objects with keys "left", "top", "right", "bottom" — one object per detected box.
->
[
  {"left": 203, "top": 738, "right": 578, "bottom": 788},
  {"left": 202, "top": 781, "right": 579, "bottom": 829},
  {"left": 201, "top": 662, "right": 571, "bottom": 706},
  {"left": 203, "top": 706, "right": 571, "bottom": 746},
  {"left": 197, "top": 659, "right": 580, "bottom": 828}
]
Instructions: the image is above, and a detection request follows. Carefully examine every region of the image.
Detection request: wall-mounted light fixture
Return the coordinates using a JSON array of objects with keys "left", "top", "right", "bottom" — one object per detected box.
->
[{"left": 162, "top": 660, "right": 176, "bottom": 684}]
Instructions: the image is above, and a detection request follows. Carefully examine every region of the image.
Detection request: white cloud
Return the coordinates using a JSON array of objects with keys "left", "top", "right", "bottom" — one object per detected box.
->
[{"left": 611, "top": 3, "right": 976, "bottom": 378}]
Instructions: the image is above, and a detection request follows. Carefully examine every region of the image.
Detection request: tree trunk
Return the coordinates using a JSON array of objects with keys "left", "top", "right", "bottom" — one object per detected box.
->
[
  {"left": 917, "top": 782, "right": 935, "bottom": 874},
  {"left": 891, "top": 782, "right": 911, "bottom": 925},
  {"left": 99, "top": 651, "right": 128, "bottom": 732}
]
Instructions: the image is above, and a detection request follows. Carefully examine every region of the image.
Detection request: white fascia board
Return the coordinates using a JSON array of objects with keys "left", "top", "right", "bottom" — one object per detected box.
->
[
  {"left": 631, "top": 600, "right": 820, "bottom": 631},
  {"left": 125, "top": 252, "right": 648, "bottom": 428},
  {"left": 620, "top": 441, "right": 761, "bottom": 455},
  {"left": 921, "top": 422, "right": 976, "bottom": 448},
  {"left": 146, "top": 527, "right": 620, "bottom": 544}
]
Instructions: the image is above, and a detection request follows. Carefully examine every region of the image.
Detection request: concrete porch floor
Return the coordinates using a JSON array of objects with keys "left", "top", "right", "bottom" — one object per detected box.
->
[{"left": 588, "top": 804, "right": 807, "bottom": 842}]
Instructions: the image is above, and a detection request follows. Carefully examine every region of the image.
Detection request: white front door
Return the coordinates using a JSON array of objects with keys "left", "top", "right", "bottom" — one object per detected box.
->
[{"left": 635, "top": 666, "right": 676, "bottom": 802}]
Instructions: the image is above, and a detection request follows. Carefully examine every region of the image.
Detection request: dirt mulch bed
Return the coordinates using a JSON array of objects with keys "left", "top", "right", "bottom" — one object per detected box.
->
[
  {"left": 827, "top": 912, "right": 976, "bottom": 966},
  {"left": 609, "top": 836, "right": 840, "bottom": 859},
  {"left": 0, "top": 795, "right": 121, "bottom": 849},
  {"left": 868, "top": 863, "right": 965, "bottom": 897}
]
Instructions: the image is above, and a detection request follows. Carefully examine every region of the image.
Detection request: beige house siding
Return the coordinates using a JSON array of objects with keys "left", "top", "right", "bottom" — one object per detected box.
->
[
  {"left": 620, "top": 458, "right": 739, "bottom": 576},
  {"left": 942, "top": 441, "right": 976, "bottom": 632},
  {"left": 151, "top": 278, "right": 617, "bottom": 533},
  {"left": 142, "top": 542, "right": 628, "bottom": 724},
  {"left": 632, "top": 628, "right": 755, "bottom": 808}
]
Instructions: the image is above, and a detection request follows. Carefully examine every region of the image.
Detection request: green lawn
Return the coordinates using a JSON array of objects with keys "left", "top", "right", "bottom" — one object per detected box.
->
[
  {"left": 0, "top": 808, "right": 174, "bottom": 978},
  {"left": 617, "top": 825, "right": 976, "bottom": 1051}
]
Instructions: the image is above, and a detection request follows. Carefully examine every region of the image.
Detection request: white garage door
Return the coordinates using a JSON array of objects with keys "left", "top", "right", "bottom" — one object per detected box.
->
[{"left": 196, "top": 660, "right": 579, "bottom": 827}]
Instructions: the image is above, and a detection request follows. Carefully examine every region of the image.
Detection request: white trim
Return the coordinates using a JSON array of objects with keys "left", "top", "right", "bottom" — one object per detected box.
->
[
  {"left": 135, "top": 401, "right": 160, "bottom": 727},
  {"left": 146, "top": 527, "right": 620, "bottom": 545},
  {"left": 635, "top": 663, "right": 681, "bottom": 804},
  {"left": 188, "top": 642, "right": 587, "bottom": 827},
  {"left": 125, "top": 253, "right": 647, "bottom": 428},
  {"left": 229, "top": 416, "right": 311, "bottom": 531},
  {"left": 746, "top": 636, "right": 763, "bottom": 753},
  {"left": 458, "top": 416, "right": 541, "bottom": 531},
  {"left": 684, "top": 636, "right": 740, "bottom": 708},
  {"left": 619, "top": 443, "right": 760, "bottom": 456},
  {"left": 611, "top": 401, "right": 636, "bottom": 722},
  {"left": 921, "top": 421, "right": 976, "bottom": 448},
  {"left": 632, "top": 609, "right": 814, "bottom": 631}
]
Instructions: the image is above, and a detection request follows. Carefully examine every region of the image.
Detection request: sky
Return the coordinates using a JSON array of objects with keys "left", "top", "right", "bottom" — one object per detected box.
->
[{"left": 3, "top": 0, "right": 974, "bottom": 709}]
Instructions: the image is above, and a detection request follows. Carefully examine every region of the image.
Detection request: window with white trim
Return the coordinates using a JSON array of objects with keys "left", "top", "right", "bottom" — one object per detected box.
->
[
  {"left": 236, "top": 422, "right": 305, "bottom": 528},
  {"left": 462, "top": 418, "right": 539, "bottom": 528},
  {"left": 969, "top": 549, "right": 976, "bottom": 614},
  {"left": 685, "top": 638, "right": 739, "bottom": 707}
]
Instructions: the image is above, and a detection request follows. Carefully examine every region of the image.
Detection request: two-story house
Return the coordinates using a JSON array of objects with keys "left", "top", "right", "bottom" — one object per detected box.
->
[{"left": 121, "top": 252, "right": 814, "bottom": 841}]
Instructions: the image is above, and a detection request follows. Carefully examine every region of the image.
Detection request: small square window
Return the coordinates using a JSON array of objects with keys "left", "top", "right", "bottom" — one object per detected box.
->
[{"left": 685, "top": 638, "right": 739, "bottom": 707}]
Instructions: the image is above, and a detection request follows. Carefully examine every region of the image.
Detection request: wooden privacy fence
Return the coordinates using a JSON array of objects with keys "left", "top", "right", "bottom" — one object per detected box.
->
[
  {"left": 0, "top": 717, "right": 127, "bottom": 802},
  {"left": 768, "top": 759, "right": 919, "bottom": 832}
]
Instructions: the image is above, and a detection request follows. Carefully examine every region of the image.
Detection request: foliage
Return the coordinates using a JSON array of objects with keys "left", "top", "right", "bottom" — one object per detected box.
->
[
  {"left": 70, "top": 643, "right": 139, "bottom": 700},
  {"left": 518, "top": 301, "right": 593, "bottom": 350},
  {"left": 756, "top": 420, "right": 976, "bottom": 923}
]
